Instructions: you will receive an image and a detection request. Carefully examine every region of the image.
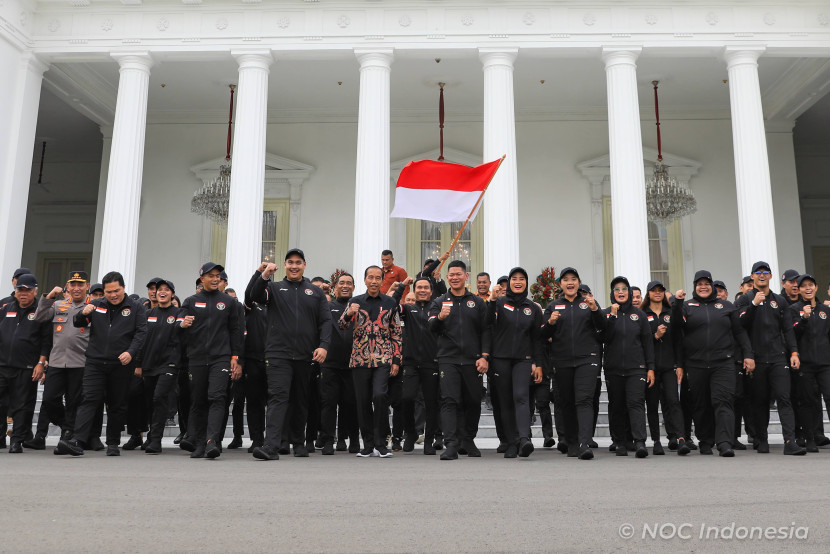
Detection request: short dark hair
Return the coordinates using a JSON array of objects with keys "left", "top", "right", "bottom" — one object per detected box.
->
[
  {"left": 364, "top": 265, "right": 383, "bottom": 278},
  {"left": 477, "top": 272, "right": 491, "bottom": 281},
  {"left": 311, "top": 276, "right": 326, "bottom": 283},
  {"left": 225, "top": 288, "right": 235, "bottom": 294},
  {"left": 631, "top": 286, "right": 642, "bottom": 294},
  {"left": 447, "top": 260, "right": 467, "bottom": 272},
  {"left": 334, "top": 272, "right": 354, "bottom": 285},
  {"left": 101, "top": 271, "right": 124, "bottom": 287},
  {"left": 381, "top": 250, "right": 393, "bottom": 257},
  {"left": 414, "top": 277, "right": 433, "bottom": 290}
]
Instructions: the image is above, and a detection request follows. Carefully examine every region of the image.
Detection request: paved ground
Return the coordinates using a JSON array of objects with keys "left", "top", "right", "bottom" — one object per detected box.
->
[{"left": 1, "top": 436, "right": 827, "bottom": 553}]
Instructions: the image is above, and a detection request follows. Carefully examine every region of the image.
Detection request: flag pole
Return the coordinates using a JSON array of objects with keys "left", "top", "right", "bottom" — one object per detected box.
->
[{"left": 437, "top": 154, "right": 506, "bottom": 274}]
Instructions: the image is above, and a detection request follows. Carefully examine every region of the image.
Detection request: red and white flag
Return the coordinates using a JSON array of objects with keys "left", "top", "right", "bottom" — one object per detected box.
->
[{"left": 390, "top": 158, "right": 502, "bottom": 223}]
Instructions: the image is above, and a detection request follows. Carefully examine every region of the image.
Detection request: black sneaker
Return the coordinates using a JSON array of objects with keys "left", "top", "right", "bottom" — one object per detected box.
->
[
  {"left": 89, "top": 437, "right": 106, "bottom": 451},
  {"left": 56, "top": 439, "right": 84, "bottom": 456},
  {"left": 179, "top": 437, "right": 197, "bottom": 453},
  {"left": 227, "top": 435, "right": 243, "bottom": 449},
  {"left": 356, "top": 447, "right": 376, "bottom": 458},
  {"left": 205, "top": 440, "right": 221, "bottom": 459},
  {"left": 144, "top": 440, "right": 162, "bottom": 454},
  {"left": 391, "top": 439, "right": 402, "bottom": 452},
  {"left": 403, "top": 436, "right": 415, "bottom": 452},
  {"left": 141, "top": 438, "right": 149, "bottom": 451},
  {"left": 336, "top": 439, "right": 348, "bottom": 452},
  {"left": 635, "top": 442, "right": 648, "bottom": 458},
  {"left": 321, "top": 443, "right": 335, "bottom": 455},
  {"left": 756, "top": 440, "right": 770, "bottom": 454},
  {"left": 496, "top": 442, "right": 508, "bottom": 454},
  {"left": 252, "top": 444, "right": 279, "bottom": 461},
  {"left": 557, "top": 441, "right": 568, "bottom": 454},
  {"left": 457, "top": 445, "right": 468, "bottom": 456},
  {"left": 293, "top": 444, "right": 309, "bottom": 457},
  {"left": 806, "top": 440, "right": 819, "bottom": 453},
  {"left": 433, "top": 438, "right": 444, "bottom": 451},
  {"left": 173, "top": 432, "right": 185, "bottom": 445},
  {"left": 579, "top": 444, "right": 594, "bottom": 460},
  {"left": 567, "top": 443, "right": 579, "bottom": 457},
  {"left": 519, "top": 439, "right": 534, "bottom": 458},
  {"left": 677, "top": 438, "right": 690, "bottom": 456},
  {"left": 588, "top": 439, "right": 599, "bottom": 449},
  {"left": 247, "top": 441, "right": 263, "bottom": 454},
  {"left": 305, "top": 440, "right": 316, "bottom": 454},
  {"left": 783, "top": 440, "right": 806, "bottom": 456},
  {"left": 718, "top": 442, "right": 735, "bottom": 457},
  {"left": 22, "top": 435, "right": 46, "bottom": 450},
  {"left": 609, "top": 442, "right": 617, "bottom": 452},
  {"left": 278, "top": 444, "right": 291, "bottom": 455},
  {"left": 106, "top": 445, "right": 120, "bottom": 456},
  {"left": 190, "top": 444, "right": 206, "bottom": 459},
  {"left": 122, "top": 434, "right": 142, "bottom": 451},
  {"left": 348, "top": 441, "right": 360, "bottom": 454},
  {"left": 699, "top": 443, "right": 714, "bottom": 455},
  {"left": 9, "top": 441, "right": 22, "bottom": 454},
  {"left": 375, "top": 445, "right": 393, "bottom": 458},
  {"left": 463, "top": 440, "right": 481, "bottom": 457},
  {"left": 686, "top": 438, "right": 698, "bottom": 451},
  {"left": 440, "top": 446, "right": 458, "bottom": 460},
  {"left": 543, "top": 437, "right": 555, "bottom": 448},
  {"left": 733, "top": 440, "right": 747, "bottom": 450},
  {"left": 504, "top": 443, "right": 518, "bottom": 458},
  {"left": 815, "top": 435, "right": 830, "bottom": 447},
  {"left": 668, "top": 438, "right": 678, "bottom": 451},
  {"left": 796, "top": 436, "right": 806, "bottom": 447},
  {"left": 615, "top": 444, "right": 628, "bottom": 456},
  {"left": 423, "top": 443, "right": 436, "bottom": 455},
  {"left": 315, "top": 435, "right": 325, "bottom": 449},
  {"left": 653, "top": 441, "right": 665, "bottom": 455}
]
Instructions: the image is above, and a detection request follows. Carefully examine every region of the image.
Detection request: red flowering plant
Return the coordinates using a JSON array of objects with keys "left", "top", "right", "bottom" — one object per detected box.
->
[
  {"left": 530, "top": 267, "right": 562, "bottom": 309},
  {"left": 330, "top": 268, "right": 348, "bottom": 286}
]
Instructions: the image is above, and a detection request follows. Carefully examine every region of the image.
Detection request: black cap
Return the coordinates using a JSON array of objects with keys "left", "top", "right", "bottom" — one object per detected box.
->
[
  {"left": 128, "top": 293, "right": 140, "bottom": 301},
  {"left": 797, "top": 274, "right": 817, "bottom": 287},
  {"left": 508, "top": 267, "right": 528, "bottom": 282},
  {"left": 15, "top": 274, "right": 37, "bottom": 289},
  {"left": 693, "top": 270, "right": 713, "bottom": 284},
  {"left": 285, "top": 248, "right": 305, "bottom": 261},
  {"left": 156, "top": 279, "right": 176, "bottom": 293},
  {"left": 610, "top": 276, "right": 630, "bottom": 289},
  {"left": 89, "top": 283, "right": 103, "bottom": 294},
  {"left": 68, "top": 271, "right": 89, "bottom": 283},
  {"left": 220, "top": 271, "right": 228, "bottom": 282},
  {"left": 741, "top": 275, "right": 752, "bottom": 285},
  {"left": 646, "top": 280, "right": 665, "bottom": 292},
  {"left": 12, "top": 267, "right": 31, "bottom": 280},
  {"left": 496, "top": 275, "right": 508, "bottom": 285},
  {"left": 423, "top": 259, "right": 435, "bottom": 267},
  {"left": 199, "top": 262, "right": 224, "bottom": 276},
  {"left": 713, "top": 280, "right": 727, "bottom": 290},
  {"left": 196, "top": 277, "right": 202, "bottom": 286},
  {"left": 559, "top": 267, "right": 580, "bottom": 281},
  {"left": 781, "top": 269, "right": 799, "bottom": 282},
  {"left": 145, "top": 277, "right": 163, "bottom": 288},
  {"left": 751, "top": 261, "right": 771, "bottom": 274},
  {"left": 578, "top": 284, "right": 592, "bottom": 294}
]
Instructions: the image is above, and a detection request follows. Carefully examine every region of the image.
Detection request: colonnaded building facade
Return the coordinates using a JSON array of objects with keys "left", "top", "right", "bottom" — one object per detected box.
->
[{"left": 1, "top": 0, "right": 830, "bottom": 297}]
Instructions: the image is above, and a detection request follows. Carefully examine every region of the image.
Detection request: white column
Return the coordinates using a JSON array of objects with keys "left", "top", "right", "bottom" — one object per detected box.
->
[
  {"left": 91, "top": 126, "right": 113, "bottom": 282},
  {"left": 725, "top": 47, "right": 779, "bottom": 279},
  {"left": 480, "top": 48, "right": 520, "bottom": 278},
  {"left": 353, "top": 49, "right": 393, "bottom": 282},
  {"left": 602, "top": 47, "right": 650, "bottom": 289},
  {"left": 224, "top": 50, "right": 273, "bottom": 289},
  {"left": 97, "top": 53, "right": 153, "bottom": 293},
  {"left": 0, "top": 53, "right": 49, "bottom": 283}
]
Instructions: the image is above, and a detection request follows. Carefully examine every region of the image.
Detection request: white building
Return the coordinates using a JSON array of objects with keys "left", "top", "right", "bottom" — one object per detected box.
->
[{"left": 2, "top": 0, "right": 830, "bottom": 298}]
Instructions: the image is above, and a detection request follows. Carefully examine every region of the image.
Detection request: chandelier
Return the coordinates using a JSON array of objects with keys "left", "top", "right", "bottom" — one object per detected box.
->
[
  {"left": 191, "top": 84, "right": 235, "bottom": 224},
  {"left": 645, "top": 81, "right": 697, "bottom": 226}
]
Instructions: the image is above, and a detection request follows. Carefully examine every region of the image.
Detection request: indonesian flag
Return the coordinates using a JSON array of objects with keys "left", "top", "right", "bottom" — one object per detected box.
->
[{"left": 390, "top": 158, "right": 503, "bottom": 222}]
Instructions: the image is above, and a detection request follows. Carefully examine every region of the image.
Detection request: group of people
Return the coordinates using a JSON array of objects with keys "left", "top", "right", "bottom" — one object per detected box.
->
[{"left": 1, "top": 247, "right": 828, "bottom": 461}]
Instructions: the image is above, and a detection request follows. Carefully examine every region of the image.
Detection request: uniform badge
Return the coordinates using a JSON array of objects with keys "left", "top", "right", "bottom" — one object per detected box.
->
[
  {"left": 466, "top": 300, "right": 476, "bottom": 308},
  {"left": 216, "top": 302, "right": 226, "bottom": 310},
  {"left": 121, "top": 308, "right": 131, "bottom": 316},
  {"left": 579, "top": 302, "right": 589, "bottom": 310},
  {"left": 523, "top": 307, "right": 532, "bottom": 316},
  {"left": 714, "top": 303, "right": 723, "bottom": 309},
  {"left": 770, "top": 301, "right": 778, "bottom": 309},
  {"left": 147, "top": 317, "right": 158, "bottom": 323},
  {"left": 167, "top": 316, "right": 175, "bottom": 324},
  {"left": 629, "top": 314, "right": 639, "bottom": 321},
  {"left": 821, "top": 312, "right": 827, "bottom": 320},
  {"left": 79, "top": 328, "right": 85, "bottom": 333},
  {"left": 304, "top": 289, "right": 314, "bottom": 296},
  {"left": 663, "top": 315, "right": 670, "bottom": 323},
  {"left": 56, "top": 324, "right": 63, "bottom": 333},
  {"left": 27, "top": 313, "right": 35, "bottom": 320}
]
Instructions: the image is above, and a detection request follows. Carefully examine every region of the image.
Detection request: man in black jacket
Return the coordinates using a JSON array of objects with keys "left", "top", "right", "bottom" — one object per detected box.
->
[
  {"left": 0, "top": 274, "right": 50, "bottom": 453},
  {"left": 177, "top": 263, "right": 243, "bottom": 459},
  {"left": 242, "top": 268, "right": 269, "bottom": 453},
  {"left": 428, "top": 260, "right": 490, "bottom": 460},
  {"left": 57, "top": 271, "right": 147, "bottom": 457},
  {"left": 248, "top": 249, "right": 331, "bottom": 461},
  {"left": 735, "top": 261, "right": 805, "bottom": 455}
]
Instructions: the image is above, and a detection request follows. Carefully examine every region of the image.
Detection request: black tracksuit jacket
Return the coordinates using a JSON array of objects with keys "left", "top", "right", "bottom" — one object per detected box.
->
[
  {"left": 73, "top": 296, "right": 147, "bottom": 365},
  {"left": 735, "top": 289, "right": 798, "bottom": 364},
  {"left": 791, "top": 300, "right": 830, "bottom": 367},
  {"left": 178, "top": 289, "right": 243, "bottom": 365},
  {"left": 540, "top": 296, "right": 606, "bottom": 367},
  {"left": 671, "top": 292, "right": 752, "bottom": 368},
  {"left": 137, "top": 304, "right": 184, "bottom": 375},
  {"left": 0, "top": 298, "right": 52, "bottom": 368},
  {"left": 643, "top": 303, "right": 676, "bottom": 372},
  {"left": 488, "top": 293, "right": 545, "bottom": 366},
  {"left": 322, "top": 297, "right": 353, "bottom": 369},
  {"left": 428, "top": 290, "right": 491, "bottom": 365},
  {"left": 601, "top": 303, "right": 655, "bottom": 373}
]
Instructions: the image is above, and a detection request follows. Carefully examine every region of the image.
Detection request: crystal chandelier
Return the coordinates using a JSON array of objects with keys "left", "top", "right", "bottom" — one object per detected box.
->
[
  {"left": 191, "top": 84, "right": 235, "bottom": 224},
  {"left": 645, "top": 81, "right": 697, "bottom": 226}
]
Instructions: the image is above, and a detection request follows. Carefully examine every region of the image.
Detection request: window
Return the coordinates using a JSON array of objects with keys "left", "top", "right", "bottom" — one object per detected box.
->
[
  {"left": 406, "top": 214, "right": 483, "bottom": 279},
  {"left": 36, "top": 253, "right": 92, "bottom": 290}
]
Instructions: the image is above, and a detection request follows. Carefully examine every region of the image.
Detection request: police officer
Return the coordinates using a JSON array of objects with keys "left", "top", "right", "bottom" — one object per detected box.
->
[
  {"left": 177, "top": 263, "right": 243, "bottom": 459},
  {"left": 248, "top": 249, "right": 331, "bottom": 461},
  {"left": 242, "top": 269, "right": 269, "bottom": 453},
  {"left": 0, "top": 274, "right": 50, "bottom": 453},
  {"left": 735, "top": 261, "right": 806, "bottom": 455},
  {"left": 57, "top": 271, "right": 147, "bottom": 457},
  {"left": 672, "top": 270, "right": 754, "bottom": 457},
  {"left": 487, "top": 267, "right": 544, "bottom": 458},
  {"left": 428, "top": 260, "right": 491, "bottom": 461},
  {"left": 135, "top": 279, "right": 183, "bottom": 454},
  {"left": 32, "top": 271, "right": 90, "bottom": 450},
  {"left": 602, "top": 276, "right": 655, "bottom": 459},
  {"left": 318, "top": 272, "right": 359, "bottom": 455},
  {"left": 541, "top": 268, "right": 605, "bottom": 459}
]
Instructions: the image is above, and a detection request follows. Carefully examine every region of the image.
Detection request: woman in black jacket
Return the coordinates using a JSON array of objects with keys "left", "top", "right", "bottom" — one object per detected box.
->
[
  {"left": 488, "top": 267, "right": 544, "bottom": 458},
  {"left": 602, "top": 276, "right": 655, "bottom": 458},
  {"left": 642, "top": 280, "right": 687, "bottom": 456}
]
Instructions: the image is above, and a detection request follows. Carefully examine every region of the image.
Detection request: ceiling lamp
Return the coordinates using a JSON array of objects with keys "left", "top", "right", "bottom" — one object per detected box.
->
[
  {"left": 191, "top": 84, "right": 235, "bottom": 224},
  {"left": 645, "top": 81, "right": 697, "bottom": 226}
]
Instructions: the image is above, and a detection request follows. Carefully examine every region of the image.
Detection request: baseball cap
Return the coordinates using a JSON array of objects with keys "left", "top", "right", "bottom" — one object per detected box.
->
[
  {"left": 713, "top": 280, "right": 727, "bottom": 290},
  {"left": 741, "top": 275, "right": 752, "bottom": 285},
  {"left": 578, "top": 284, "right": 592, "bottom": 294},
  {"left": 559, "top": 267, "right": 580, "bottom": 281},
  {"left": 15, "top": 274, "right": 37, "bottom": 290},
  {"left": 781, "top": 269, "right": 799, "bottom": 282},
  {"left": 12, "top": 267, "right": 31, "bottom": 280},
  {"left": 199, "top": 262, "right": 224, "bottom": 276},
  {"left": 693, "top": 270, "right": 713, "bottom": 284},
  {"left": 496, "top": 275, "right": 508, "bottom": 285},
  {"left": 220, "top": 271, "right": 228, "bottom": 282},
  {"left": 68, "top": 271, "right": 89, "bottom": 283},
  {"left": 797, "top": 274, "right": 816, "bottom": 287},
  {"left": 89, "top": 283, "right": 103, "bottom": 294},
  {"left": 156, "top": 279, "right": 176, "bottom": 293},
  {"left": 145, "top": 277, "right": 163, "bottom": 288},
  {"left": 751, "top": 261, "right": 771, "bottom": 274},
  {"left": 646, "top": 280, "right": 665, "bottom": 292},
  {"left": 285, "top": 248, "right": 305, "bottom": 261}
]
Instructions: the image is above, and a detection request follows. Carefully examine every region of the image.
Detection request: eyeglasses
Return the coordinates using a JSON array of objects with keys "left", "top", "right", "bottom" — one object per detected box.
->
[
  {"left": 753, "top": 270, "right": 771, "bottom": 276},
  {"left": 613, "top": 287, "right": 629, "bottom": 292}
]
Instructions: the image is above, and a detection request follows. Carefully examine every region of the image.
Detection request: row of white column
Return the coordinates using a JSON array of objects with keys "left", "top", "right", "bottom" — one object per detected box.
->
[{"left": 0, "top": 46, "right": 780, "bottom": 292}]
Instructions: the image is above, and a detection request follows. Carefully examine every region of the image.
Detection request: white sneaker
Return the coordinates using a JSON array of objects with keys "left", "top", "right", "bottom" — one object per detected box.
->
[
  {"left": 374, "top": 447, "right": 392, "bottom": 458},
  {"left": 416, "top": 434, "right": 425, "bottom": 445}
]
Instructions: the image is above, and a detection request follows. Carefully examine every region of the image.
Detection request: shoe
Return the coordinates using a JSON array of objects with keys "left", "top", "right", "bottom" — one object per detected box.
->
[
  {"left": 543, "top": 437, "right": 555, "bottom": 448},
  {"left": 609, "top": 442, "right": 617, "bottom": 452},
  {"left": 416, "top": 434, "right": 425, "bottom": 445},
  {"left": 815, "top": 435, "right": 830, "bottom": 447},
  {"left": 336, "top": 439, "right": 347, "bottom": 452},
  {"left": 616, "top": 444, "right": 628, "bottom": 456},
  {"left": 9, "top": 441, "right": 22, "bottom": 454},
  {"left": 588, "top": 439, "right": 599, "bottom": 449},
  {"left": 173, "top": 432, "right": 185, "bottom": 445},
  {"left": 141, "top": 439, "right": 149, "bottom": 451},
  {"left": 22, "top": 435, "right": 46, "bottom": 450},
  {"left": 625, "top": 440, "right": 635, "bottom": 452},
  {"left": 699, "top": 443, "right": 713, "bottom": 455},
  {"left": 278, "top": 445, "right": 291, "bottom": 455},
  {"left": 57, "top": 439, "right": 84, "bottom": 456},
  {"left": 190, "top": 444, "right": 206, "bottom": 459},
  {"left": 315, "top": 435, "right": 325, "bottom": 449},
  {"left": 227, "top": 436, "right": 243, "bottom": 449},
  {"left": 677, "top": 438, "right": 690, "bottom": 456},
  {"left": 53, "top": 447, "right": 65, "bottom": 455},
  {"left": 635, "top": 442, "right": 648, "bottom": 458},
  {"left": 293, "top": 444, "right": 309, "bottom": 457},
  {"left": 179, "top": 437, "right": 197, "bottom": 453},
  {"left": 668, "top": 438, "right": 678, "bottom": 451},
  {"left": 391, "top": 439, "right": 402, "bottom": 452},
  {"left": 579, "top": 444, "right": 594, "bottom": 460},
  {"left": 718, "top": 442, "right": 735, "bottom": 457},
  {"left": 321, "top": 443, "right": 335, "bottom": 455},
  {"left": 496, "top": 442, "right": 508, "bottom": 454},
  {"left": 89, "top": 437, "right": 105, "bottom": 451},
  {"left": 784, "top": 440, "right": 807, "bottom": 456},
  {"left": 433, "top": 438, "right": 444, "bottom": 451},
  {"left": 733, "top": 440, "right": 747, "bottom": 451},
  {"left": 375, "top": 445, "right": 393, "bottom": 458},
  {"left": 567, "top": 444, "right": 579, "bottom": 457},
  {"left": 440, "top": 446, "right": 458, "bottom": 460},
  {"left": 557, "top": 441, "right": 568, "bottom": 454},
  {"left": 796, "top": 436, "right": 806, "bottom": 447},
  {"left": 519, "top": 439, "right": 535, "bottom": 458},
  {"left": 106, "top": 445, "right": 120, "bottom": 456},
  {"left": 247, "top": 441, "right": 263, "bottom": 454},
  {"left": 686, "top": 438, "right": 698, "bottom": 451},
  {"left": 205, "top": 440, "right": 221, "bottom": 459},
  {"left": 122, "top": 434, "right": 142, "bottom": 451},
  {"left": 805, "top": 440, "right": 819, "bottom": 453},
  {"left": 423, "top": 443, "right": 436, "bottom": 455},
  {"left": 252, "top": 444, "right": 279, "bottom": 461},
  {"left": 463, "top": 440, "right": 481, "bottom": 457},
  {"left": 457, "top": 445, "right": 468, "bottom": 456},
  {"left": 356, "top": 447, "right": 376, "bottom": 458},
  {"left": 504, "top": 443, "right": 518, "bottom": 458},
  {"left": 348, "top": 441, "right": 360, "bottom": 454},
  {"left": 756, "top": 440, "right": 770, "bottom": 454},
  {"left": 403, "top": 436, "right": 415, "bottom": 453},
  {"left": 653, "top": 441, "right": 665, "bottom": 456},
  {"left": 144, "top": 440, "right": 162, "bottom": 454}
]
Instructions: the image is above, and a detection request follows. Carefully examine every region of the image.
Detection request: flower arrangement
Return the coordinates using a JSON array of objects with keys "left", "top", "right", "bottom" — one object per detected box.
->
[
  {"left": 330, "top": 268, "right": 348, "bottom": 286},
  {"left": 530, "top": 267, "right": 562, "bottom": 308}
]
